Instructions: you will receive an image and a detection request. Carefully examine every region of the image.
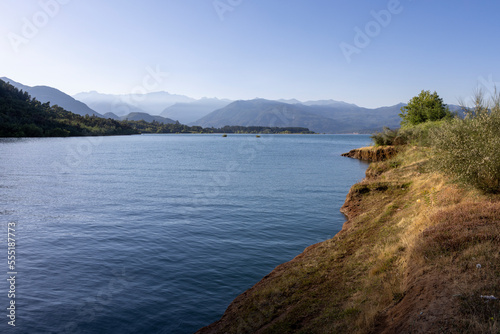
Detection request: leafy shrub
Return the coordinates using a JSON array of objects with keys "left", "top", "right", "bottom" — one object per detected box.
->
[
  {"left": 371, "top": 121, "right": 446, "bottom": 147},
  {"left": 431, "top": 91, "right": 500, "bottom": 193},
  {"left": 47, "top": 128, "right": 70, "bottom": 137},
  {"left": 371, "top": 127, "right": 400, "bottom": 146},
  {"left": 21, "top": 123, "right": 44, "bottom": 137},
  {"left": 397, "top": 120, "right": 447, "bottom": 147}
]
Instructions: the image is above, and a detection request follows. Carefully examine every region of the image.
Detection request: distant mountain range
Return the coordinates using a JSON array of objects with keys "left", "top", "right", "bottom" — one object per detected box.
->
[
  {"left": 1, "top": 77, "right": 103, "bottom": 117},
  {"left": 1, "top": 77, "right": 463, "bottom": 133},
  {"left": 193, "top": 99, "right": 405, "bottom": 133},
  {"left": 193, "top": 99, "right": 338, "bottom": 132},
  {"left": 73, "top": 91, "right": 195, "bottom": 117},
  {"left": 72, "top": 92, "right": 146, "bottom": 117},
  {"left": 75, "top": 91, "right": 232, "bottom": 124},
  {"left": 161, "top": 98, "right": 232, "bottom": 124}
]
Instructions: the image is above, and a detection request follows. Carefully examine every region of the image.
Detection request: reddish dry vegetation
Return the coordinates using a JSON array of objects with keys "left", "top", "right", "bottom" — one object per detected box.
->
[
  {"left": 422, "top": 203, "right": 500, "bottom": 255},
  {"left": 198, "top": 147, "right": 500, "bottom": 334},
  {"left": 376, "top": 203, "right": 500, "bottom": 334}
]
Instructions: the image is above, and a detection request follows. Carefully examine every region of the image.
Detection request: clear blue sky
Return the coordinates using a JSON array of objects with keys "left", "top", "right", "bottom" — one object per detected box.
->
[{"left": 1, "top": 0, "right": 499, "bottom": 108}]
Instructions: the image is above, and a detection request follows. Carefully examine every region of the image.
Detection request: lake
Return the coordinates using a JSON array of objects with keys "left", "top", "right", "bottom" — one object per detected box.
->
[{"left": 0, "top": 134, "right": 370, "bottom": 333}]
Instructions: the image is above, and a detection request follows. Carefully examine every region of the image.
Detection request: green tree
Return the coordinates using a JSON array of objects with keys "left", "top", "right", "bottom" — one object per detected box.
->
[{"left": 399, "top": 90, "right": 453, "bottom": 126}]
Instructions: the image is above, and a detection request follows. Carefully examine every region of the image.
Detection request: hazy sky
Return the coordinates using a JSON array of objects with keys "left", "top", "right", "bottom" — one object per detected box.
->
[{"left": 1, "top": 0, "right": 499, "bottom": 108}]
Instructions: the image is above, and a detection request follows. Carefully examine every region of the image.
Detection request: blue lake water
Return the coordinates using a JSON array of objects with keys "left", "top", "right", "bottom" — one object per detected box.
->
[{"left": 0, "top": 134, "right": 370, "bottom": 333}]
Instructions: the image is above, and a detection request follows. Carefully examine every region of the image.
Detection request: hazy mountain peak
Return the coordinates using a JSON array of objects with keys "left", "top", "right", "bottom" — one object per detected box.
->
[
  {"left": 74, "top": 90, "right": 196, "bottom": 116},
  {"left": 302, "top": 99, "right": 360, "bottom": 107},
  {"left": 161, "top": 98, "right": 233, "bottom": 124},
  {"left": 277, "top": 98, "right": 303, "bottom": 104}
]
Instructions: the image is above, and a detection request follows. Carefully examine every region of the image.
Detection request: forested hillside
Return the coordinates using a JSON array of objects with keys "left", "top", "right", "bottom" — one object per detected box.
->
[{"left": 0, "top": 79, "right": 138, "bottom": 137}]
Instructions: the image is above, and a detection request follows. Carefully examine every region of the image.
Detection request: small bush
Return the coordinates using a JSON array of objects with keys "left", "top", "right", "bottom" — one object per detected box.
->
[
  {"left": 371, "top": 127, "right": 400, "bottom": 146},
  {"left": 371, "top": 121, "right": 447, "bottom": 147},
  {"left": 397, "top": 120, "right": 447, "bottom": 147},
  {"left": 431, "top": 91, "right": 500, "bottom": 193}
]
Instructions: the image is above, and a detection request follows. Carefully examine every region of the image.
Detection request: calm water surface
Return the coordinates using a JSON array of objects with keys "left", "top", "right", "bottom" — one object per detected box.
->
[{"left": 0, "top": 134, "right": 370, "bottom": 333}]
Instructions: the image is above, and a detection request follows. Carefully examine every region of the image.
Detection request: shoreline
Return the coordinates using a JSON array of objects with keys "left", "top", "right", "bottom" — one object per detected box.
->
[
  {"left": 196, "top": 146, "right": 390, "bottom": 333},
  {"left": 197, "top": 145, "right": 500, "bottom": 333}
]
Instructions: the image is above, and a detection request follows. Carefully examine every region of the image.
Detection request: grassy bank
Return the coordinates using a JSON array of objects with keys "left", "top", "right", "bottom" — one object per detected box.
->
[{"left": 198, "top": 146, "right": 499, "bottom": 333}]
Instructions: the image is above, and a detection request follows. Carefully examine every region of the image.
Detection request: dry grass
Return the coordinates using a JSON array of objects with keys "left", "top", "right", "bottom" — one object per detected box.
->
[
  {"left": 420, "top": 203, "right": 500, "bottom": 256},
  {"left": 404, "top": 202, "right": 500, "bottom": 333}
]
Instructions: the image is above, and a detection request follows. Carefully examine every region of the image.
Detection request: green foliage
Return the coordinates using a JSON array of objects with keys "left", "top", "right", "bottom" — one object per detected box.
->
[
  {"left": 371, "top": 127, "right": 399, "bottom": 146},
  {"left": 210, "top": 125, "right": 313, "bottom": 134},
  {"left": 371, "top": 121, "right": 448, "bottom": 148},
  {"left": 397, "top": 120, "right": 447, "bottom": 147},
  {"left": 431, "top": 90, "right": 500, "bottom": 193},
  {"left": 400, "top": 90, "right": 453, "bottom": 126},
  {"left": 121, "top": 122, "right": 314, "bottom": 135},
  {"left": 0, "top": 79, "right": 138, "bottom": 137}
]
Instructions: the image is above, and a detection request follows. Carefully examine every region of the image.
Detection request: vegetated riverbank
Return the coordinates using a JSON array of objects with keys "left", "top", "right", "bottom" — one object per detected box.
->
[{"left": 197, "top": 145, "right": 500, "bottom": 333}]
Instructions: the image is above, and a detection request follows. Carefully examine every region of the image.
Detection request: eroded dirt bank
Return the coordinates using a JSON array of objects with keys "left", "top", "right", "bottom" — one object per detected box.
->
[{"left": 341, "top": 145, "right": 398, "bottom": 162}]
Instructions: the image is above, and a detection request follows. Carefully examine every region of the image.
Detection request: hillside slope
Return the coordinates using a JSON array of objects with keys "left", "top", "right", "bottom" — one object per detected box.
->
[
  {"left": 1, "top": 77, "right": 102, "bottom": 117},
  {"left": 0, "top": 79, "right": 137, "bottom": 137},
  {"left": 197, "top": 146, "right": 499, "bottom": 333},
  {"left": 161, "top": 98, "right": 232, "bottom": 124}
]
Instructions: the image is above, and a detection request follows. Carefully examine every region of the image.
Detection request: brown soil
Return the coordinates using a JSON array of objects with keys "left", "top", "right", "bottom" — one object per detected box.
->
[{"left": 341, "top": 146, "right": 399, "bottom": 162}]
